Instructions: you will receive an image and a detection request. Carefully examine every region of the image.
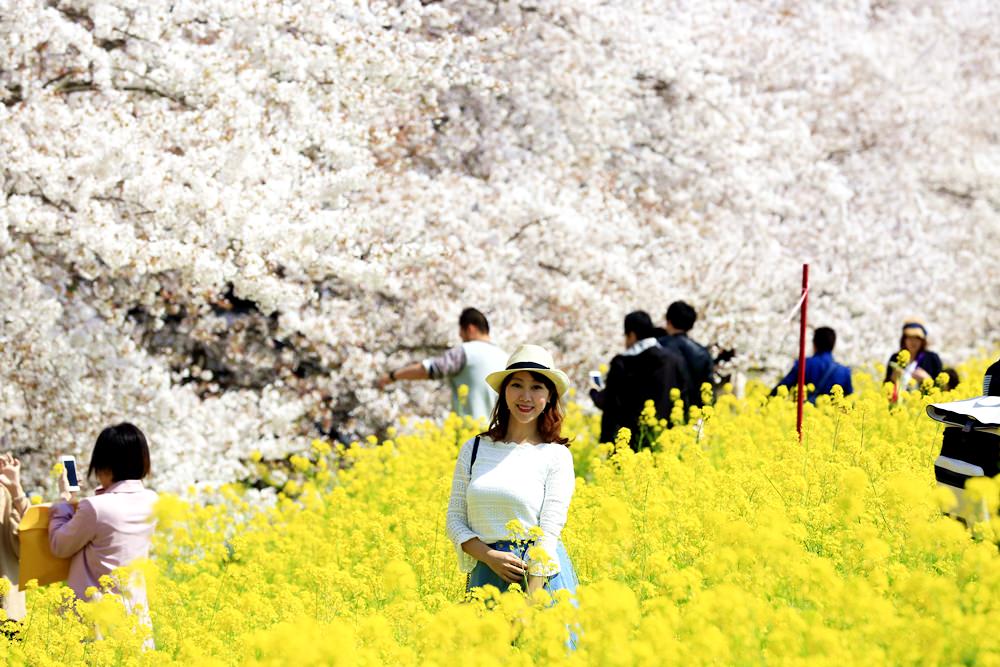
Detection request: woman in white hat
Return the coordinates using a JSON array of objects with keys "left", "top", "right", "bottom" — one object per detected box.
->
[{"left": 445, "top": 344, "right": 579, "bottom": 598}]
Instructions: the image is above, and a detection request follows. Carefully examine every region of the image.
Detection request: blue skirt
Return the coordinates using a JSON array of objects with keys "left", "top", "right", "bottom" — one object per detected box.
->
[{"left": 467, "top": 540, "right": 578, "bottom": 596}]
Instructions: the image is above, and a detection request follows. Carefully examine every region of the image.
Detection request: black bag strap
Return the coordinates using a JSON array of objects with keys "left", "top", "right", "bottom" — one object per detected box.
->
[
  {"left": 469, "top": 436, "right": 480, "bottom": 474},
  {"left": 463, "top": 435, "right": 483, "bottom": 598},
  {"left": 810, "top": 361, "right": 840, "bottom": 400}
]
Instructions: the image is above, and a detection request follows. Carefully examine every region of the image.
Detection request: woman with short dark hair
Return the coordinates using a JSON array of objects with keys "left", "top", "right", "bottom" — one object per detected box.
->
[{"left": 48, "top": 423, "right": 158, "bottom": 644}]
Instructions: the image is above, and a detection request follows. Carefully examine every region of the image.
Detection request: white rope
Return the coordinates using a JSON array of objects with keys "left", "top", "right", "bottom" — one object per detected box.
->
[{"left": 780, "top": 287, "right": 809, "bottom": 324}]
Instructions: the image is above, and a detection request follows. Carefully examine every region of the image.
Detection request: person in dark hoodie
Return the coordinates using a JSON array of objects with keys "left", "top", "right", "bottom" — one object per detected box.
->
[
  {"left": 657, "top": 301, "right": 714, "bottom": 408},
  {"left": 590, "top": 311, "right": 689, "bottom": 450}
]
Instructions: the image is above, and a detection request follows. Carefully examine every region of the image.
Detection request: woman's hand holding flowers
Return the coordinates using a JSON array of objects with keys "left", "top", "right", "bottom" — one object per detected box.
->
[{"left": 484, "top": 549, "right": 527, "bottom": 584}]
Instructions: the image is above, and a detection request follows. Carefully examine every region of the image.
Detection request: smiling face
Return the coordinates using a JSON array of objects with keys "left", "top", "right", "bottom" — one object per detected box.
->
[
  {"left": 902, "top": 334, "right": 924, "bottom": 356},
  {"left": 504, "top": 371, "right": 551, "bottom": 425}
]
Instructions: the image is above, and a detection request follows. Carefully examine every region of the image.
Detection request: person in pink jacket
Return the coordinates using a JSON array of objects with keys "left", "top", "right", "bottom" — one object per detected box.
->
[{"left": 48, "top": 423, "right": 158, "bottom": 635}]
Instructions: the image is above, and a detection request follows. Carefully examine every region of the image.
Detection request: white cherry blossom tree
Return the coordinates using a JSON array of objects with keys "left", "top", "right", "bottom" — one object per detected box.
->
[{"left": 2, "top": 0, "right": 998, "bottom": 489}]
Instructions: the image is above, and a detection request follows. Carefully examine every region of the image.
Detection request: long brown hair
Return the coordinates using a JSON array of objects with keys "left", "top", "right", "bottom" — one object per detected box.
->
[{"left": 482, "top": 371, "right": 570, "bottom": 445}]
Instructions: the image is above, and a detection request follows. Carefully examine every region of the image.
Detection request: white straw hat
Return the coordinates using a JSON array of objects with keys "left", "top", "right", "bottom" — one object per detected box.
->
[{"left": 486, "top": 344, "right": 570, "bottom": 397}]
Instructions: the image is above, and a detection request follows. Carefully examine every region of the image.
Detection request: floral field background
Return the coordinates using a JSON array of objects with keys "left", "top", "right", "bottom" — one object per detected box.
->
[
  {"left": 3, "top": 1, "right": 999, "bottom": 662},
  {"left": 3, "top": 0, "right": 1000, "bottom": 490},
  {"left": 2, "top": 356, "right": 997, "bottom": 665}
]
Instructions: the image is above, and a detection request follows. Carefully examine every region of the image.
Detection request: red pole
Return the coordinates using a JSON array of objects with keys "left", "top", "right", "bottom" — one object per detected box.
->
[{"left": 796, "top": 264, "right": 809, "bottom": 441}]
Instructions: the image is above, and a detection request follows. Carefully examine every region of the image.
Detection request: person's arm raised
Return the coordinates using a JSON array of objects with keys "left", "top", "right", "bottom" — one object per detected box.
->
[
  {"left": 376, "top": 362, "right": 430, "bottom": 389},
  {"left": 378, "top": 345, "right": 468, "bottom": 389},
  {"left": 0, "top": 455, "right": 28, "bottom": 516}
]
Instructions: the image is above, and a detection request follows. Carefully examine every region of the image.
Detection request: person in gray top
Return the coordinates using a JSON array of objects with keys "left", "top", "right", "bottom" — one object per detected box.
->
[{"left": 377, "top": 308, "right": 509, "bottom": 420}]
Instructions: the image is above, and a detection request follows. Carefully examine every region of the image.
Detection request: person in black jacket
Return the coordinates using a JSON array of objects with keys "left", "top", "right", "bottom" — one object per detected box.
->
[
  {"left": 983, "top": 357, "right": 999, "bottom": 397},
  {"left": 658, "top": 301, "right": 714, "bottom": 407},
  {"left": 591, "top": 311, "right": 689, "bottom": 450}
]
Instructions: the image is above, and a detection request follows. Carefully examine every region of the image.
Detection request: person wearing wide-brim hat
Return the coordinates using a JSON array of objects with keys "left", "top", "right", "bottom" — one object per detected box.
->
[
  {"left": 445, "top": 343, "right": 579, "bottom": 607},
  {"left": 884, "top": 320, "right": 944, "bottom": 395}
]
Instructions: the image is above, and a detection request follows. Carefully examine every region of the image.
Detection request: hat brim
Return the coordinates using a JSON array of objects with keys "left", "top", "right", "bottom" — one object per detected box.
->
[
  {"left": 486, "top": 368, "right": 571, "bottom": 398},
  {"left": 902, "top": 327, "right": 926, "bottom": 339},
  {"left": 926, "top": 395, "right": 1000, "bottom": 429}
]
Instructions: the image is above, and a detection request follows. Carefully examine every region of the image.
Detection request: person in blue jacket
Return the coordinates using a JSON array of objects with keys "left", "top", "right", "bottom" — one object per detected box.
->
[{"left": 772, "top": 326, "right": 853, "bottom": 402}]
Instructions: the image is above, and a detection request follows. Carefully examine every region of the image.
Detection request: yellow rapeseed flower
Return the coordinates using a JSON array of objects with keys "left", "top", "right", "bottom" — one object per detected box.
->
[
  {"left": 6, "top": 353, "right": 996, "bottom": 666},
  {"left": 289, "top": 454, "right": 312, "bottom": 473}
]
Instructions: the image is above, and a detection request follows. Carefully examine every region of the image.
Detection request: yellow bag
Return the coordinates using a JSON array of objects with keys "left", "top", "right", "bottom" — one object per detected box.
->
[{"left": 18, "top": 504, "right": 72, "bottom": 590}]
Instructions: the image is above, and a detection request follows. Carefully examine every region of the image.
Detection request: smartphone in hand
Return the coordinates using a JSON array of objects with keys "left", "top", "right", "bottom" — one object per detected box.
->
[
  {"left": 589, "top": 371, "right": 603, "bottom": 390},
  {"left": 60, "top": 455, "right": 80, "bottom": 493}
]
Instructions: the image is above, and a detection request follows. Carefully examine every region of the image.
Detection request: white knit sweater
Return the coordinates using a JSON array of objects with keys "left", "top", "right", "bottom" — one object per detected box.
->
[{"left": 445, "top": 435, "right": 576, "bottom": 575}]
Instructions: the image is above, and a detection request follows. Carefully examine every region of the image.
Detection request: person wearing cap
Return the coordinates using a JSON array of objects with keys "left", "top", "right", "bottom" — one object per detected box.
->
[
  {"left": 376, "top": 308, "right": 508, "bottom": 420},
  {"left": 445, "top": 344, "right": 579, "bottom": 602},
  {"left": 884, "top": 320, "right": 943, "bottom": 392},
  {"left": 592, "top": 311, "right": 688, "bottom": 449}
]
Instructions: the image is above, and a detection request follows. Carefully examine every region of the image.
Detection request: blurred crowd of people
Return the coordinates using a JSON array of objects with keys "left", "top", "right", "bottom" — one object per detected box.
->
[{"left": 378, "top": 307, "right": 967, "bottom": 452}]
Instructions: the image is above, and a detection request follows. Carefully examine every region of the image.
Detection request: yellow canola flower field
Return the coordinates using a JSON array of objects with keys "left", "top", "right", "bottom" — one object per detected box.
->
[{"left": 3, "top": 358, "right": 999, "bottom": 666}]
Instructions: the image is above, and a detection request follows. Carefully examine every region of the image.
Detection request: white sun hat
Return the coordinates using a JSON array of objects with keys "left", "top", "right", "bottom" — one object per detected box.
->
[
  {"left": 926, "top": 395, "right": 1000, "bottom": 431},
  {"left": 485, "top": 344, "right": 571, "bottom": 397}
]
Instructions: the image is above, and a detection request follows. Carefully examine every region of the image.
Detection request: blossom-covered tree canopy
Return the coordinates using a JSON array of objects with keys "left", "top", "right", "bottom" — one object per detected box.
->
[{"left": 2, "top": 0, "right": 998, "bottom": 489}]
